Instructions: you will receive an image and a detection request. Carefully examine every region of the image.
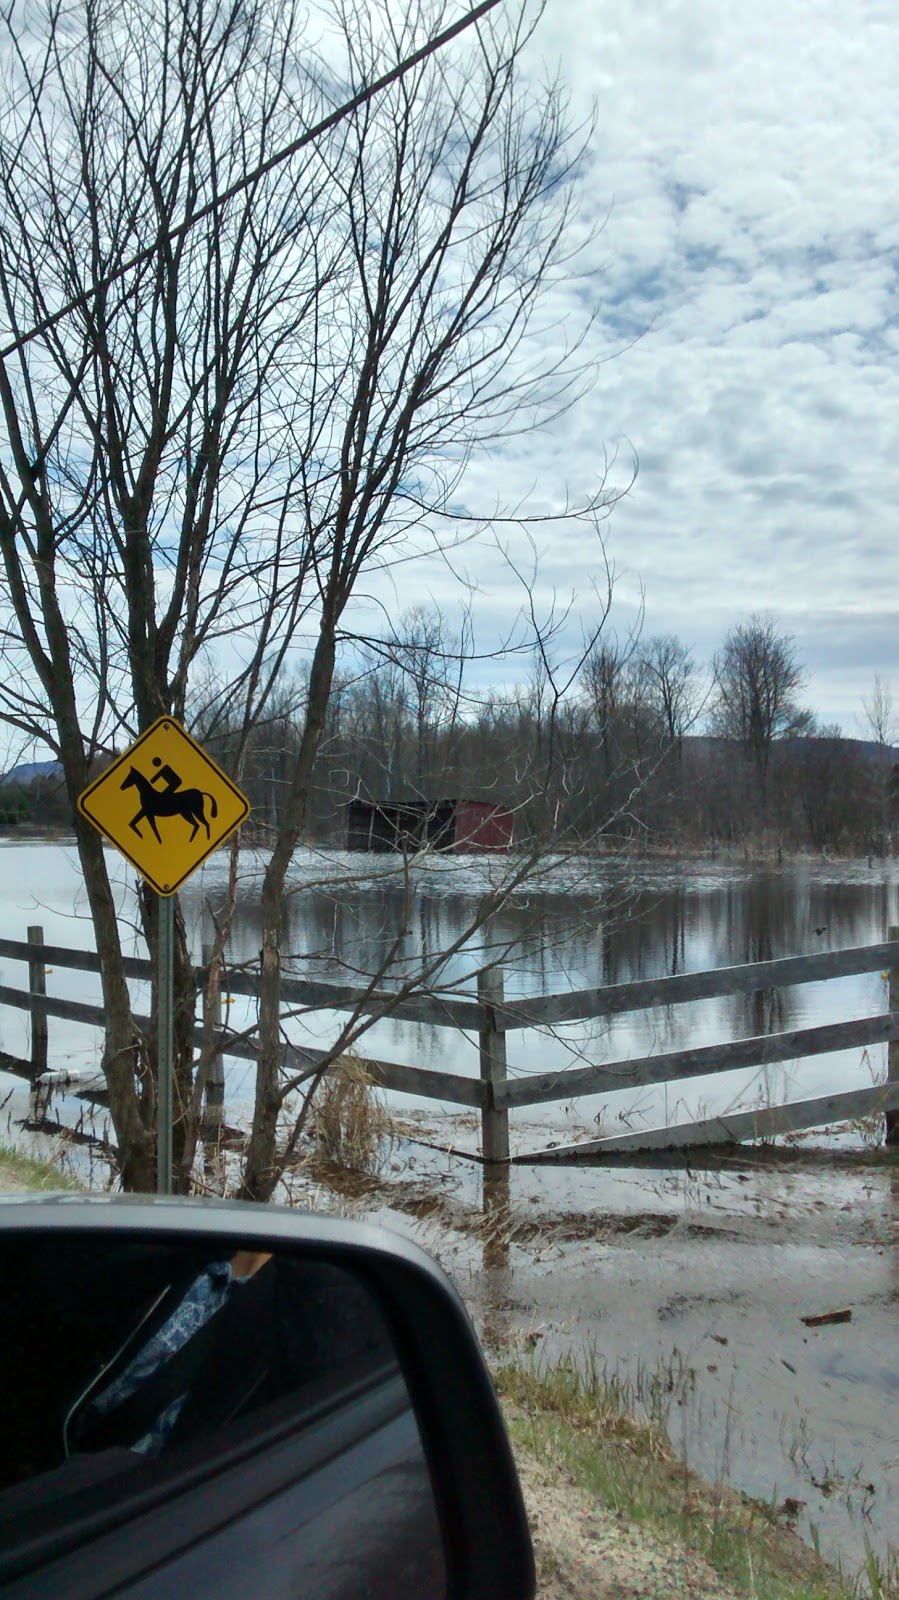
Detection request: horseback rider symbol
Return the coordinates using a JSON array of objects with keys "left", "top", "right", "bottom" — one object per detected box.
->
[
  {"left": 151, "top": 756, "right": 181, "bottom": 793},
  {"left": 121, "top": 757, "right": 219, "bottom": 845}
]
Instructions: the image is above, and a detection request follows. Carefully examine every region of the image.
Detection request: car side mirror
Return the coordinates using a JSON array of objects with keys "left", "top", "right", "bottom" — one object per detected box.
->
[{"left": 0, "top": 1196, "right": 535, "bottom": 1600}]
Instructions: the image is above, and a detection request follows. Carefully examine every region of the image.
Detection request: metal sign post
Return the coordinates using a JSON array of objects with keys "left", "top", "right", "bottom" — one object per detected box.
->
[
  {"left": 77, "top": 717, "right": 250, "bottom": 1194},
  {"left": 157, "top": 893, "right": 175, "bottom": 1195}
]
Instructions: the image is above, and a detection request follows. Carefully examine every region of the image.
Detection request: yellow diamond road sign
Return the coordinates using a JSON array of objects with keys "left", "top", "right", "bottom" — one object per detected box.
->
[{"left": 78, "top": 718, "right": 250, "bottom": 896}]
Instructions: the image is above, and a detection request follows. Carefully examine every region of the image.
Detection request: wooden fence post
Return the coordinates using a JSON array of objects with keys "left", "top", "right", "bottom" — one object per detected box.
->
[
  {"left": 478, "top": 966, "right": 509, "bottom": 1163},
  {"left": 202, "top": 942, "right": 225, "bottom": 1132},
  {"left": 27, "top": 924, "right": 48, "bottom": 1080},
  {"left": 887, "top": 925, "right": 898, "bottom": 1146}
]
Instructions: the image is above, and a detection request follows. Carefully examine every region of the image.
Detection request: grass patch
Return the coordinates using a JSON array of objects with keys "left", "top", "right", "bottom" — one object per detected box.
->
[
  {"left": 860, "top": 1546, "right": 899, "bottom": 1600},
  {"left": 494, "top": 1349, "right": 889, "bottom": 1600},
  {"left": 0, "top": 1141, "right": 83, "bottom": 1191},
  {"left": 307, "top": 1054, "right": 392, "bottom": 1175}
]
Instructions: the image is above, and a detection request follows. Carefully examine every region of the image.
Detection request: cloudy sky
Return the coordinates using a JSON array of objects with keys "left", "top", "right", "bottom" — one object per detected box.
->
[
  {"left": 418, "top": 0, "right": 899, "bottom": 730},
  {"left": 2, "top": 0, "right": 895, "bottom": 745}
]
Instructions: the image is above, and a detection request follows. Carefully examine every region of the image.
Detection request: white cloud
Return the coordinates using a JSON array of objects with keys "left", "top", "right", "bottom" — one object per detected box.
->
[
  {"left": 4, "top": 0, "right": 895, "bottom": 731},
  {"left": 425, "top": 0, "right": 899, "bottom": 725}
]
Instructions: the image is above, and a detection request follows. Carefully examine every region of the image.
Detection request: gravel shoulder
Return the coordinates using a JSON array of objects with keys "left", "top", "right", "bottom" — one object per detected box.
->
[
  {"left": 498, "top": 1381, "right": 852, "bottom": 1600},
  {"left": 513, "top": 1441, "right": 744, "bottom": 1600}
]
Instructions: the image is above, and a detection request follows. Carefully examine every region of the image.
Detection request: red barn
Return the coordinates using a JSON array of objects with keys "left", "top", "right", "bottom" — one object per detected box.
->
[
  {"left": 346, "top": 798, "right": 513, "bottom": 853},
  {"left": 452, "top": 799, "right": 514, "bottom": 851}
]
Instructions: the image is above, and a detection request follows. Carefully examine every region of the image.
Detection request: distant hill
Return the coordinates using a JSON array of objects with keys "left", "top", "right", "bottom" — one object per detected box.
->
[
  {"left": 0, "top": 760, "right": 63, "bottom": 786},
  {"left": 686, "top": 734, "right": 899, "bottom": 766}
]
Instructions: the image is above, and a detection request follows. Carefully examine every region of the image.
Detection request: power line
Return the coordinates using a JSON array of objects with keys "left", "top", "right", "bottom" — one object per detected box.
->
[{"left": 0, "top": 0, "right": 503, "bottom": 362}]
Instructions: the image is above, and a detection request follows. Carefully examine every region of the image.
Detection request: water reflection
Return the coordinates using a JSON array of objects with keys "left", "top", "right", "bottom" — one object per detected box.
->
[
  {"left": 740, "top": 885, "right": 787, "bottom": 1039},
  {"left": 190, "top": 859, "right": 899, "bottom": 1014},
  {"left": 181, "top": 857, "right": 899, "bottom": 1128}
]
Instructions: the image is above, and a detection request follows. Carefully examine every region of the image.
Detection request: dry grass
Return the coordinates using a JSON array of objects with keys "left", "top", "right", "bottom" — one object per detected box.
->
[
  {"left": 307, "top": 1054, "right": 392, "bottom": 1175},
  {"left": 0, "top": 1141, "right": 83, "bottom": 1192},
  {"left": 844, "top": 1048, "right": 891, "bottom": 1152}
]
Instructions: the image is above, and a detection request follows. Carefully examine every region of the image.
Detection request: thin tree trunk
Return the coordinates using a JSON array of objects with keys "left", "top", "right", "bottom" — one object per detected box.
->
[
  {"left": 241, "top": 623, "right": 337, "bottom": 1201},
  {"left": 71, "top": 809, "right": 155, "bottom": 1190},
  {"left": 138, "top": 884, "right": 196, "bottom": 1191}
]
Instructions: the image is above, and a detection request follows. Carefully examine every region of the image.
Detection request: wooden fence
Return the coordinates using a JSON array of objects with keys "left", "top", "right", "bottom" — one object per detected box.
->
[{"left": 1, "top": 926, "right": 898, "bottom": 1163}]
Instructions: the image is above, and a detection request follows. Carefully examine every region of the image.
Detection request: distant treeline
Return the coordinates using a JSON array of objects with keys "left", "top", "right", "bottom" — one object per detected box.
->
[
  {"left": 3, "top": 724, "right": 895, "bottom": 856},
  {"left": 189, "top": 612, "right": 896, "bottom": 856},
  {"left": 193, "top": 636, "right": 897, "bottom": 855},
  {"left": 220, "top": 725, "right": 896, "bottom": 856},
  {"left": 0, "top": 773, "right": 71, "bottom": 828},
  {"left": 4, "top": 612, "right": 897, "bottom": 856}
]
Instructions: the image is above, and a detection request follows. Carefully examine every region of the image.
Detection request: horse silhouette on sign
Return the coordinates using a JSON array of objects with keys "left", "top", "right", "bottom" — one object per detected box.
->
[{"left": 121, "top": 764, "right": 218, "bottom": 845}]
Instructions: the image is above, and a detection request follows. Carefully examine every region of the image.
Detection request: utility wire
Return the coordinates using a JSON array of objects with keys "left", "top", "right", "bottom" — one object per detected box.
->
[{"left": 0, "top": 0, "right": 503, "bottom": 362}]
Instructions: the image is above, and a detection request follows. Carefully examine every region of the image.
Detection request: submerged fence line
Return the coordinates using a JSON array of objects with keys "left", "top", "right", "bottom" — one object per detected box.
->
[{"left": 0, "top": 927, "right": 897, "bottom": 1160}]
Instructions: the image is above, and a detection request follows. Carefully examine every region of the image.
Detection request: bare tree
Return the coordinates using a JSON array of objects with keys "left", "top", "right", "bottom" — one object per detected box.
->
[
  {"left": 711, "top": 615, "right": 811, "bottom": 786},
  {"left": 861, "top": 674, "right": 896, "bottom": 748},
  {"left": 581, "top": 639, "right": 625, "bottom": 780},
  {"left": 347, "top": 656, "right": 409, "bottom": 801},
  {"left": 576, "top": 600, "right": 661, "bottom": 838},
  {"left": 0, "top": 0, "right": 395, "bottom": 1187},
  {"left": 385, "top": 604, "right": 463, "bottom": 796},
  {"left": 240, "top": 0, "right": 620, "bottom": 1199},
  {"left": 638, "top": 634, "right": 699, "bottom": 755},
  {"left": 0, "top": 0, "right": 613, "bottom": 1195},
  {"left": 859, "top": 674, "right": 896, "bottom": 854}
]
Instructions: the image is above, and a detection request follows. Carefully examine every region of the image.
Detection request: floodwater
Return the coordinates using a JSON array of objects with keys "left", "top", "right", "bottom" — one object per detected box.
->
[
  {"left": 190, "top": 844, "right": 899, "bottom": 1140},
  {"left": 0, "top": 840, "right": 898, "bottom": 1576},
  {"left": 351, "top": 1142, "right": 899, "bottom": 1581},
  {"left": 2, "top": 840, "right": 898, "bottom": 1136}
]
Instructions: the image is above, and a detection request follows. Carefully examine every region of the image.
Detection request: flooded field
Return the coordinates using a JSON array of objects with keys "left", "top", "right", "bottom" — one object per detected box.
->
[
  {"left": 197, "top": 844, "right": 899, "bottom": 1139},
  {"left": 1, "top": 839, "right": 898, "bottom": 1577},
  {"left": 2, "top": 840, "right": 898, "bottom": 1139},
  {"left": 301, "top": 1131, "right": 899, "bottom": 1581}
]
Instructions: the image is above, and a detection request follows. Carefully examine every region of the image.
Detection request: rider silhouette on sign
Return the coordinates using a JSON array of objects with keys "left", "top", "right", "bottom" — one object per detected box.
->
[
  {"left": 120, "top": 759, "right": 218, "bottom": 845},
  {"left": 151, "top": 757, "right": 182, "bottom": 794}
]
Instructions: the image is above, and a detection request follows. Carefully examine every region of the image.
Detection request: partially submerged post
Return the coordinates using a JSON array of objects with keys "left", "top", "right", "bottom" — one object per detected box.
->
[
  {"left": 883, "top": 928, "right": 889, "bottom": 1139},
  {"left": 481, "top": 1161, "right": 512, "bottom": 1347},
  {"left": 478, "top": 966, "right": 509, "bottom": 1164},
  {"left": 27, "top": 924, "right": 47, "bottom": 1080}
]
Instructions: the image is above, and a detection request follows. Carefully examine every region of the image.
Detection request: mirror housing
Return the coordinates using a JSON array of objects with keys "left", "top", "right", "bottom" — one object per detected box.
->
[{"left": 0, "top": 1194, "right": 535, "bottom": 1600}]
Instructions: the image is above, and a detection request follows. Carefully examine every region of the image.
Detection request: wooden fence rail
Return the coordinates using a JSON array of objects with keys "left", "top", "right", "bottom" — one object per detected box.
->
[
  {"left": 0, "top": 936, "right": 482, "bottom": 1027},
  {"left": 490, "top": 940, "right": 899, "bottom": 1030},
  {"left": 0, "top": 983, "right": 487, "bottom": 1110},
  {"left": 497, "top": 1014, "right": 899, "bottom": 1109},
  {"left": 0, "top": 929, "right": 897, "bottom": 1160},
  {"left": 526, "top": 1083, "right": 899, "bottom": 1161}
]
